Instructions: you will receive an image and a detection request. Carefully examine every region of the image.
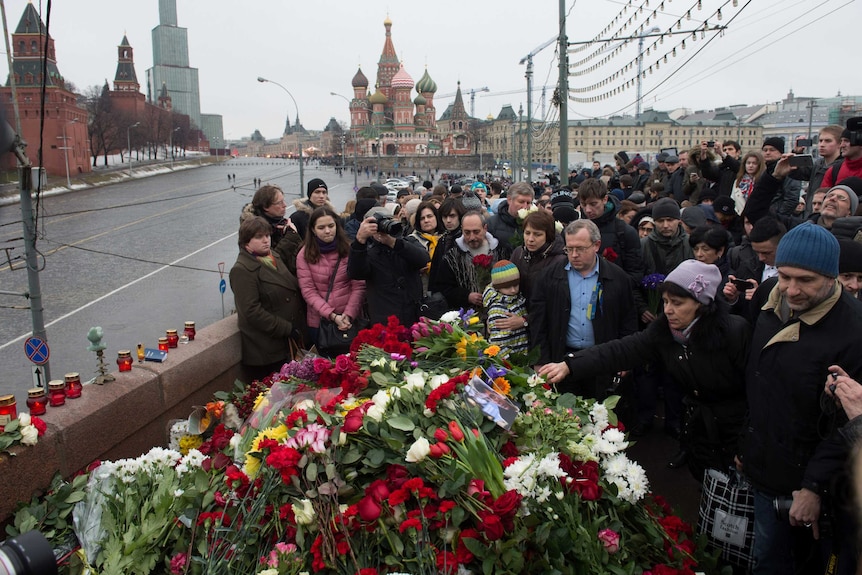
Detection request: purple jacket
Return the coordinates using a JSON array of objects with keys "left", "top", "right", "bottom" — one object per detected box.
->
[{"left": 297, "top": 248, "right": 366, "bottom": 328}]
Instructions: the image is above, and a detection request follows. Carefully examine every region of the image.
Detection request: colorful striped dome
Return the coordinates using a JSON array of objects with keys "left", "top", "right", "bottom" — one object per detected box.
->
[{"left": 390, "top": 63, "right": 414, "bottom": 90}]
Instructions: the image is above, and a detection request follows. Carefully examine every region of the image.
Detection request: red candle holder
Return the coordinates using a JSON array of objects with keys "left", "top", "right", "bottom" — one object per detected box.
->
[
  {"left": 26, "top": 388, "right": 47, "bottom": 416},
  {"left": 48, "top": 380, "right": 66, "bottom": 407},
  {"left": 166, "top": 329, "right": 179, "bottom": 348},
  {"left": 183, "top": 321, "right": 196, "bottom": 341},
  {"left": 0, "top": 394, "right": 17, "bottom": 432},
  {"left": 158, "top": 337, "right": 169, "bottom": 352},
  {"left": 64, "top": 372, "right": 82, "bottom": 399},
  {"left": 117, "top": 351, "right": 133, "bottom": 372}
]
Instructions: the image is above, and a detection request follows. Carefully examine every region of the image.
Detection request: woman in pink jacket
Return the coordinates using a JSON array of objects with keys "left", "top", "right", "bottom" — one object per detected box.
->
[{"left": 296, "top": 207, "right": 366, "bottom": 350}]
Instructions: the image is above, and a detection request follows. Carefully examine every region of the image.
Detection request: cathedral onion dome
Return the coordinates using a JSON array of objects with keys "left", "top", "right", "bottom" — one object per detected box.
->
[
  {"left": 351, "top": 67, "right": 368, "bottom": 88},
  {"left": 486, "top": 113, "right": 494, "bottom": 121},
  {"left": 368, "top": 87, "right": 387, "bottom": 105},
  {"left": 416, "top": 68, "right": 437, "bottom": 94},
  {"left": 390, "top": 63, "right": 414, "bottom": 90},
  {"left": 414, "top": 93, "right": 427, "bottom": 106},
  {"left": 384, "top": 15, "right": 392, "bottom": 26}
]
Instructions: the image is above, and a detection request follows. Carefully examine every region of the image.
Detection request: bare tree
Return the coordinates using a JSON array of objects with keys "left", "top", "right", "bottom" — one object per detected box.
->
[{"left": 83, "top": 83, "right": 116, "bottom": 166}]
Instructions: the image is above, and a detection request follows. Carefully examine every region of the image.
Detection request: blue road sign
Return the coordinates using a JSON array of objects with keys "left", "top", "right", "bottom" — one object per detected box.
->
[
  {"left": 219, "top": 278, "right": 227, "bottom": 294},
  {"left": 24, "top": 336, "right": 50, "bottom": 365}
]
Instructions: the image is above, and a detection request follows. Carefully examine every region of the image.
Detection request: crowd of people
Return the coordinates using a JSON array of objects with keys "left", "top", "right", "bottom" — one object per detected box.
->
[{"left": 229, "top": 116, "right": 862, "bottom": 574}]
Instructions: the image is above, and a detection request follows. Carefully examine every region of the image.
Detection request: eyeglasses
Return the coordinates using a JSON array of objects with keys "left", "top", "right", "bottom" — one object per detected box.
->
[
  {"left": 563, "top": 244, "right": 595, "bottom": 255},
  {"left": 271, "top": 200, "right": 287, "bottom": 206}
]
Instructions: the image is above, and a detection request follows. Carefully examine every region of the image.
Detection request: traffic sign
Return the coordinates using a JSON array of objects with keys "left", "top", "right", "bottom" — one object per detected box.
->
[
  {"left": 24, "top": 336, "right": 50, "bottom": 365},
  {"left": 32, "top": 366, "right": 45, "bottom": 388},
  {"left": 219, "top": 279, "right": 227, "bottom": 294}
]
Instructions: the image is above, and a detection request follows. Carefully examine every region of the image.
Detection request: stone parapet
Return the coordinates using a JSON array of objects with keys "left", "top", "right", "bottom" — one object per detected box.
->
[{"left": 0, "top": 315, "right": 246, "bottom": 521}]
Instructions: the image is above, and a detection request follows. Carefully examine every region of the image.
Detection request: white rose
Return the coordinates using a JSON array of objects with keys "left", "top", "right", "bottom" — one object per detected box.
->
[
  {"left": 17, "top": 413, "right": 30, "bottom": 427},
  {"left": 517, "top": 208, "right": 529, "bottom": 220},
  {"left": 366, "top": 404, "right": 385, "bottom": 422},
  {"left": 292, "top": 499, "right": 315, "bottom": 525},
  {"left": 258, "top": 570, "right": 279, "bottom": 575},
  {"left": 405, "top": 437, "right": 431, "bottom": 463},
  {"left": 20, "top": 425, "right": 38, "bottom": 446},
  {"left": 295, "top": 399, "right": 315, "bottom": 411},
  {"left": 371, "top": 389, "right": 390, "bottom": 409},
  {"left": 404, "top": 372, "right": 426, "bottom": 391},
  {"left": 439, "top": 310, "right": 460, "bottom": 323}
]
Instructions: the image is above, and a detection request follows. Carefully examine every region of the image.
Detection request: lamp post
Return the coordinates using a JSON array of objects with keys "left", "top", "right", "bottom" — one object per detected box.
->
[
  {"left": 258, "top": 76, "right": 304, "bottom": 195},
  {"left": 330, "top": 92, "right": 359, "bottom": 190},
  {"left": 58, "top": 118, "right": 78, "bottom": 188},
  {"left": 127, "top": 121, "right": 140, "bottom": 178},
  {"left": 169, "top": 127, "right": 181, "bottom": 169}
]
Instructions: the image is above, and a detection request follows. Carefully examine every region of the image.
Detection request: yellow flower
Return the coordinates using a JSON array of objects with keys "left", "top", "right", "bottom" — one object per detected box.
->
[
  {"left": 492, "top": 377, "right": 511, "bottom": 396},
  {"left": 252, "top": 392, "right": 268, "bottom": 413},
  {"left": 245, "top": 424, "right": 289, "bottom": 479},
  {"left": 455, "top": 337, "right": 468, "bottom": 359},
  {"left": 178, "top": 434, "right": 203, "bottom": 455},
  {"left": 468, "top": 317, "right": 479, "bottom": 325},
  {"left": 484, "top": 345, "right": 501, "bottom": 357}
]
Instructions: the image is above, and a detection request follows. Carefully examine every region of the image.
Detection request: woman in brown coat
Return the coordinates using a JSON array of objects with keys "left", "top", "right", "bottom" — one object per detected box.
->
[{"left": 230, "top": 217, "right": 305, "bottom": 382}]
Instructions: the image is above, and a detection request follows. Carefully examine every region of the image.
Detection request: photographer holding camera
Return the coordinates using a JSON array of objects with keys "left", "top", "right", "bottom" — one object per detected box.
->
[
  {"left": 822, "top": 117, "right": 862, "bottom": 191},
  {"left": 348, "top": 207, "right": 429, "bottom": 326}
]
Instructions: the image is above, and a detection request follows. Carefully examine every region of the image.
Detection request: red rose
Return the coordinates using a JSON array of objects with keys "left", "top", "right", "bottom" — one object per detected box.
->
[
  {"left": 31, "top": 416, "right": 47, "bottom": 436},
  {"left": 365, "top": 479, "right": 390, "bottom": 503},
  {"left": 491, "top": 490, "right": 522, "bottom": 517},
  {"left": 386, "top": 464, "right": 409, "bottom": 489},
  {"left": 357, "top": 496, "right": 382, "bottom": 522},
  {"left": 602, "top": 247, "right": 619, "bottom": 263},
  {"left": 342, "top": 413, "right": 364, "bottom": 433},
  {"left": 335, "top": 354, "right": 353, "bottom": 372},
  {"left": 478, "top": 511, "right": 504, "bottom": 541}
]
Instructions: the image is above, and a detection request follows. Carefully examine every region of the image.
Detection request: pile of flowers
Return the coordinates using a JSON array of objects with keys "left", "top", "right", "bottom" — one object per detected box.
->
[{"left": 8, "top": 312, "right": 714, "bottom": 575}]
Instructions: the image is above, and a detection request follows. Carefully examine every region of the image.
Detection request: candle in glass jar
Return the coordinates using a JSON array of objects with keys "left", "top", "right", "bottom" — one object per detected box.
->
[
  {"left": 0, "top": 395, "right": 17, "bottom": 431},
  {"left": 26, "top": 388, "right": 47, "bottom": 416},
  {"left": 136, "top": 343, "right": 145, "bottom": 362},
  {"left": 48, "top": 380, "right": 66, "bottom": 407},
  {"left": 158, "top": 337, "right": 169, "bottom": 352},
  {"left": 117, "top": 350, "right": 133, "bottom": 372},
  {"left": 64, "top": 372, "right": 82, "bottom": 399},
  {"left": 166, "top": 329, "right": 179, "bottom": 348},
  {"left": 183, "top": 321, "right": 196, "bottom": 341}
]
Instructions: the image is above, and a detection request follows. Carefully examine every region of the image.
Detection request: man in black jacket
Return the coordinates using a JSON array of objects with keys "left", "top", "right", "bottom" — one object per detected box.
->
[
  {"left": 697, "top": 140, "right": 741, "bottom": 197},
  {"left": 741, "top": 222, "right": 862, "bottom": 574},
  {"left": 530, "top": 219, "right": 638, "bottom": 400}
]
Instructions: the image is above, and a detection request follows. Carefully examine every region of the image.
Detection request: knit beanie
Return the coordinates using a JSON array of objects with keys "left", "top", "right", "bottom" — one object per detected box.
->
[
  {"left": 775, "top": 222, "right": 839, "bottom": 278},
  {"left": 461, "top": 192, "right": 483, "bottom": 211},
  {"left": 830, "top": 181, "right": 861, "bottom": 215},
  {"left": 838, "top": 238, "right": 862, "bottom": 273},
  {"left": 491, "top": 260, "right": 520, "bottom": 289},
  {"left": 681, "top": 206, "right": 707, "bottom": 230},
  {"left": 307, "top": 178, "right": 327, "bottom": 199},
  {"left": 664, "top": 260, "right": 722, "bottom": 304},
  {"left": 651, "top": 198, "right": 681, "bottom": 220},
  {"left": 550, "top": 188, "right": 575, "bottom": 207},
  {"left": 405, "top": 198, "right": 422, "bottom": 219},
  {"left": 762, "top": 136, "right": 785, "bottom": 154}
]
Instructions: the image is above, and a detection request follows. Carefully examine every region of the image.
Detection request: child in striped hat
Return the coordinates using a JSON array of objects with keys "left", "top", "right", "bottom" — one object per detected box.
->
[{"left": 482, "top": 260, "right": 529, "bottom": 355}]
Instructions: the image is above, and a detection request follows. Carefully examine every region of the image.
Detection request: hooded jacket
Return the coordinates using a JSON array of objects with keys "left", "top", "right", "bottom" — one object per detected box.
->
[
  {"left": 289, "top": 198, "right": 337, "bottom": 240},
  {"left": 487, "top": 201, "right": 520, "bottom": 246},
  {"left": 590, "top": 195, "right": 645, "bottom": 288}
]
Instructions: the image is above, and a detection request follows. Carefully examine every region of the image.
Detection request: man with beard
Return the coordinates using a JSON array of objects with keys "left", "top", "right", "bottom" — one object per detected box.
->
[
  {"left": 436, "top": 210, "right": 511, "bottom": 310},
  {"left": 740, "top": 222, "right": 862, "bottom": 574}
]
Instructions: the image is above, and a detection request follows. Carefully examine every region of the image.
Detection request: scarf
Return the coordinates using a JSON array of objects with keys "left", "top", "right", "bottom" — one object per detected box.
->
[
  {"left": 419, "top": 232, "right": 439, "bottom": 261},
  {"left": 669, "top": 315, "right": 700, "bottom": 346},
  {"left": 737, "top": 174, "right": 755, "bottom": 200},
  {"left": 254, "top": 253, "right": 277, "bottom": 270},
  {"left": 316, "top": 237, "right": 338, "bottom": 253}
]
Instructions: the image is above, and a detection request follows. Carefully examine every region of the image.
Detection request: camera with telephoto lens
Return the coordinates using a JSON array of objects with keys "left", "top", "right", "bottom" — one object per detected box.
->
[
  {"left": 372, "top": 213, "right": 403, "bottom": 237},
  {"left": 0, "top": 531, "right": 57, "bottom": 575},
  {"left": 773, "top": 495, "right": 793, "bottom": 523},
  {"left": 847, "top": 117, "right": 862, "bottom": 147}
]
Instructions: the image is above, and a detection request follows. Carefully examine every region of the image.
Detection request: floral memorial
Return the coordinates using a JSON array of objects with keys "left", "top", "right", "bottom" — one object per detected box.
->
[{"left": 7, "top": 311, "right": 715, "bottom": 575}]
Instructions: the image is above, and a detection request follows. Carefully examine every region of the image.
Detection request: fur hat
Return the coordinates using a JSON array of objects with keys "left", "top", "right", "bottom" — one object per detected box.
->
[
  {"left": 775, "top": 222, "right": 839, "bottom": 278},
  {"left": 307, "top": 178, "right": 327, "bottom": 199},
  {"left": 664, "top": 260, "right": 722, "bottom": 305},
  {"left": 491, "top": 260, "right": 520, "bottom": 289}
]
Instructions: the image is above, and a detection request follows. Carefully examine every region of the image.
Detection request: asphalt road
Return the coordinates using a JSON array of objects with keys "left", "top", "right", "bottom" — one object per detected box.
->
[{"left": 0, "top": 158, "right": 360, "bottom": 403}]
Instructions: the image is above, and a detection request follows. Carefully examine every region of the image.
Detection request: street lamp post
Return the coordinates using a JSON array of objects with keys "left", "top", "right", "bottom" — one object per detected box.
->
[
  {"left": 330, "top": 92, "right": 359, "bottom": 190},
  {"left": 258, "top": 76, "right": 304, "bottom": 195},
  {"left": 58, "top": 118, "right": 78, "bottom": 188},
  {"left": 127, "top": 121, "right": 140, "bottom": 178}
]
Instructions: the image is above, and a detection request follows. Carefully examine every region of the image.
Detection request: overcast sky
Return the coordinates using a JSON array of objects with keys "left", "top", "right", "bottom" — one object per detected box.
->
[{"left": 3, "top": 0, "right": 860, "bottom": 140}]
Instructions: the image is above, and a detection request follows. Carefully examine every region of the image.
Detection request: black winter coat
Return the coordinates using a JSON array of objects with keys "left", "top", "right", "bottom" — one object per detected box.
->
[
  {"left": 565, "top": 310, "right": 751, "bottom": 478},
  {"left": 531, "top": 256, "right": 638, "bottom": 367},
  {"left": 742, "top": 284, "right": 862, "bottom": 497},
  {"left": 487, "top": 202, "right": 519, "bottom": 246},
  {"left": 510, "top": 236, "right": 567, "bottom": 304},
  {"left": 347, "top": 237, "right": 429, "bottom": 327},
  {"left": 590, "top": 195, "right": 645, "bottom": 288},
  {"left": 699, "top": 154, "right": 740, "bottom": 197}
]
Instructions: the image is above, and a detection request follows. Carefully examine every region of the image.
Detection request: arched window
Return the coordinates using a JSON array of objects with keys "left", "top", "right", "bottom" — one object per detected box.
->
[
  {"left": 30, "top": 40, "right": 38, "bottom": 53},
  {"left": 17, "top": 41, "right": 24, "bottom": 54}
]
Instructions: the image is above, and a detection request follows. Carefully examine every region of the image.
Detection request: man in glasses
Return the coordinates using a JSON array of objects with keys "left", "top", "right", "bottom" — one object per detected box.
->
[{"left": 530, "top": 219, "right": 637, "bottom": 400}]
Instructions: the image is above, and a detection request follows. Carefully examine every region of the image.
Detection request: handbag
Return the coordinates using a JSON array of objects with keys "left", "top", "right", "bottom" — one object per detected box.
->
[
  {"left": 697, "top": 467, "right": 755, "bottom": 571},
  {"left": 418, "top": 291, "right": 449, "bottom": 320},
  {"left": 317, "top": 255, "right": 367, "bottom": 356}
]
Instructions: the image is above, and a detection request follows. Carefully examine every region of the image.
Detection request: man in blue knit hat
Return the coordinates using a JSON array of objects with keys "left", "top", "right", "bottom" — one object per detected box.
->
[{"left": 740, "top": 222, "right": 862, "bottom": 574}]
